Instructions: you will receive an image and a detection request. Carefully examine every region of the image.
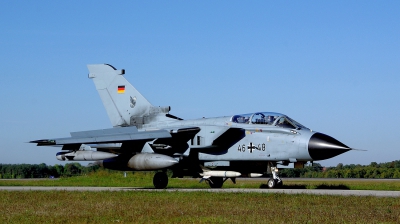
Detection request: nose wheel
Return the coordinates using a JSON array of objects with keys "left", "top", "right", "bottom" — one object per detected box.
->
[
  {"left": 267, "top": 178, "right": 283, "bottom": 188},
  {"left": 267, "top": 178, "right": 276, "bottom": 188}
]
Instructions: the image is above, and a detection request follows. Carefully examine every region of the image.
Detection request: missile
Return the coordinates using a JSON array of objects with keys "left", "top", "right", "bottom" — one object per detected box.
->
[
  {"left": 127, "top": 153, "right": 178, "bottom": 170},
  {"left": 248, "top": 173, "right": 263, "bottom": 178},
  {"left": 56, "top": 151, "right": 118, "bottom": 161},
  {"left": 200, "top": 170, "right": 241, "bottom": 178}
]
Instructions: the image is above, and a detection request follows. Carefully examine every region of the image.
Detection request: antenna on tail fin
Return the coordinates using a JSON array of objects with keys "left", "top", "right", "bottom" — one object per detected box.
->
[{"left": 87, "top": 64, "right": 173, "bottom": 128}]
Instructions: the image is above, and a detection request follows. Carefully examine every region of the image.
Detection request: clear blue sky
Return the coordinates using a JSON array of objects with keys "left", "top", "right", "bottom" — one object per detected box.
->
[{"left": 1, "top": 1, "right": 399, "bottom": 167}]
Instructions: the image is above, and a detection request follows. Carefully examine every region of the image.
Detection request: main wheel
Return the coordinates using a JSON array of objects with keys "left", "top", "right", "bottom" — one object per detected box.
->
[
  {"left": 276, "top": 180, "right": 283, "bottom": 188},
  {"left": 153, "top": 172, "right": 168, "bottom": 189},
  {"left": 209, "top": 177, "right": 224, "bottom": 188},
  {"left": 267, "top": 178, "right": 276, "bottom": 188}
]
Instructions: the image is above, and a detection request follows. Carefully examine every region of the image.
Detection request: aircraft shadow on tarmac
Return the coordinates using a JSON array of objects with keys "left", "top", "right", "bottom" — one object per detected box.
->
[
  {"left": 259, "top": 184, "right": 350, "bottom": 190},
  {"left": 122, "top": 184, "right": 350, "bottom": 190}
]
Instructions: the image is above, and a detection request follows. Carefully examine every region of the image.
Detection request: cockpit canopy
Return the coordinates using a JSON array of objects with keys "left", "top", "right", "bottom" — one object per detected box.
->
[{"left": 230, "top": 112, "right": 308, "bottom": 130}]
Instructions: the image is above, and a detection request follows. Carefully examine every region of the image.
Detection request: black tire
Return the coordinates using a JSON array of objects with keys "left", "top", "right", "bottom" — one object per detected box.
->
[
  {"left": 153, "top": 172, "right": 168, "bottom": 189},
  {"left": 209, "top": 177, "right": 224, "bottom": 188},
  {"left": 267, "top": 178, "right": 276, "bottom": 188}
]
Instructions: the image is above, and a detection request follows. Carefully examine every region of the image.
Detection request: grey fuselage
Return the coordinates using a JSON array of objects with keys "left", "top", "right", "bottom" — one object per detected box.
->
[{"left": 140, "top": 112, "right": 340, "bottom": 165}]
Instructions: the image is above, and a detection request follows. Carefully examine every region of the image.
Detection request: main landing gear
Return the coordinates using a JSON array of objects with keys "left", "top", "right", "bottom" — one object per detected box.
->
[
  {"left": 267, "top": 164, "right": 283, "bottom": 188},
  {"left": 153, "top": 172, "right": 168, "bottom": 189}
]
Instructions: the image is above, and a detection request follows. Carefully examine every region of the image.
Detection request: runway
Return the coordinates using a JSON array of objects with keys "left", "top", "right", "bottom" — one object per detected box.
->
[{"left": 1, "top": 186, "right": 400, "bottom": 197}]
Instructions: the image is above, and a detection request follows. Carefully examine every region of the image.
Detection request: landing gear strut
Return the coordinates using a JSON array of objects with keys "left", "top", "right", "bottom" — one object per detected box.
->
[
  {"left": 153, "top": 172, "right": 168, "bottom": 189},
  {"left": 267, "top": 163, "right": 283, "bottom": 188}
]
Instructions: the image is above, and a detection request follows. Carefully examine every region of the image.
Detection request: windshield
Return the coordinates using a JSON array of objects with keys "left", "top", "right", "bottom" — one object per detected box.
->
[{"left": 231, "top": 112, "right": 308, "bottom": 129}]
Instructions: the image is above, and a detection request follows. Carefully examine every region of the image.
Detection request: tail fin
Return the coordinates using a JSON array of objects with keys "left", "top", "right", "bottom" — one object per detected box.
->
[{"left": 87, "top": 64, "right": 171, "bottom": 127}]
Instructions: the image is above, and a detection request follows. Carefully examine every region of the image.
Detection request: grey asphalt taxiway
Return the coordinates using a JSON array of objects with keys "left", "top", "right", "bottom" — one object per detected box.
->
[{"left": 1, "top": 186, "right": 399, "bottom": 197}]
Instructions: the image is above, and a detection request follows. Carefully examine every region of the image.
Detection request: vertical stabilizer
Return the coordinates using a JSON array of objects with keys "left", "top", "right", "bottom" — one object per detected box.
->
[{"left": 87, "top": 64, "right": 153, "bottom": 127}]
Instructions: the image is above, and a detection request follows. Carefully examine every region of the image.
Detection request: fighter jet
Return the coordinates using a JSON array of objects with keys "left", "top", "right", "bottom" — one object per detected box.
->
[{"left": 31, "top": 64, "right": 354, "bottom": 189}]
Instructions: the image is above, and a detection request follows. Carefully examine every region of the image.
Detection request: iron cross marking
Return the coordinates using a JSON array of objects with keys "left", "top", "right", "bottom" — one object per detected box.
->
[{"left": 247, "top": 142, "right": 258, "bottom": 153}]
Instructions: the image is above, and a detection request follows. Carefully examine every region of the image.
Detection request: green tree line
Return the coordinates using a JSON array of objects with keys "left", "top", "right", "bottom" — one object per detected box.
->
[
  {"left": 280, "top": 160, "right": 400, "bottom": 178},
  {"left": 1, "top": 160, "right": 400, "bottom": 179},
  {"left": 0, "top": 163, "right": 100, "bottom": 178}
]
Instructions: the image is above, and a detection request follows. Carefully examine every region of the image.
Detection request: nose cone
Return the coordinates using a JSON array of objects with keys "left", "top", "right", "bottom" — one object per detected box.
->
[{"left": 308, "top": 133, "right": 351, "bottom": 160}]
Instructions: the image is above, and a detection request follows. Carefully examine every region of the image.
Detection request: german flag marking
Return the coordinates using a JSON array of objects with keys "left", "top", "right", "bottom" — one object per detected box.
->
[{"left": 117, "top": 85, "right": 125, "bottom": 94}]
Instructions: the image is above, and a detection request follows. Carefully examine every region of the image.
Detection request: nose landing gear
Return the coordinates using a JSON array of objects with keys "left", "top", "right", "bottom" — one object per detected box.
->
[{"left": 267, "top": 164, "right": 283, "bottom": 188}]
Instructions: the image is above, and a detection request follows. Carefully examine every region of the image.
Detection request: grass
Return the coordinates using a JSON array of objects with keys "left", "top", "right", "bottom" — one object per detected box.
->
[
  {"left": 1, "top": 172, "right": 400, "bottom": 223},
  {"left": 1, "top": 171, "right": 400, "bottom": 191},
  {"left": 0, "top": 191, "right": 399, "bottom": 223}
]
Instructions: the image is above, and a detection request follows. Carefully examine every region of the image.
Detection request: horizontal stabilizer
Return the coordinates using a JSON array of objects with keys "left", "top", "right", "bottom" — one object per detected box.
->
[
  {"left": 31, "top": 129, "right": 171, "bottom": 146},
  {"left": 60, "top": 129, "right": 171, "bottom": 144}
]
